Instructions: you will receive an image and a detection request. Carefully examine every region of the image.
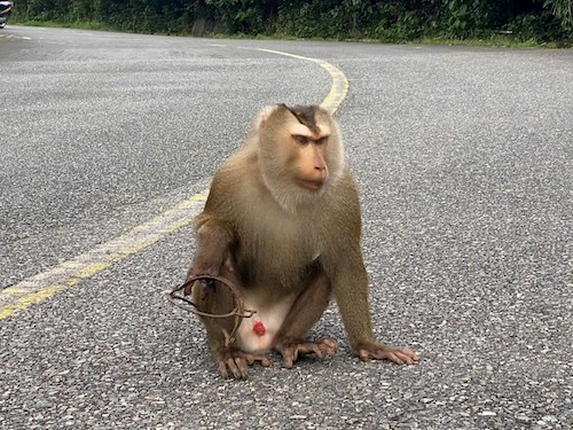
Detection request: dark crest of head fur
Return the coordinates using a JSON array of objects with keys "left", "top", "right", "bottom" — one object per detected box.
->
[{"left": 280, "top": 104, "right": 321, "bottom": 133}]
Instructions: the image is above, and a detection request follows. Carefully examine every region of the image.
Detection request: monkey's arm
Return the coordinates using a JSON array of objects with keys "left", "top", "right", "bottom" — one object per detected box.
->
[
  {"left": 187, "top": 170, "right": 240, "bottom": 279},
  {"left": 188, "top": 214, "right": 272, "bottom": 379},
  {"left": 326, "top": 243, "right": 374, "bottom": 346},
  {"left": 328, "top": 244, "right": 420, "bottom": 365},
  {"left": 325, "top": 175, "right": 420, "bottom": 365},
  {"left": 187, "top": 213, "right": 234, "bottom": 279}
]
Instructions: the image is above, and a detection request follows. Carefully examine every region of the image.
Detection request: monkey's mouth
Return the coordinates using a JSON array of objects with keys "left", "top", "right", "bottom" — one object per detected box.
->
[{"left": 298, "top": 178, "right": 325, "bottom": 191}]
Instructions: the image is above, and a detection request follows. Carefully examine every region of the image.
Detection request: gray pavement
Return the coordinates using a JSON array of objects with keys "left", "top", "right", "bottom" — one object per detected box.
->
[{"left": 1, "top": 26, "right": 572, "bottom": 429}]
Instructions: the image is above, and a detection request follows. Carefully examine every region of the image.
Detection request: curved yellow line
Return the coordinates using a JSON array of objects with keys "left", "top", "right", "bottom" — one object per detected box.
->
[
  {"left": 254, "top": 48, "right": 349, "bottom": 114},
  {"left": 0, "top": 194, "right": 206, "bottom": 320},
  {"left": 0, "top": 46, "right": 350, "bottom": 320}
]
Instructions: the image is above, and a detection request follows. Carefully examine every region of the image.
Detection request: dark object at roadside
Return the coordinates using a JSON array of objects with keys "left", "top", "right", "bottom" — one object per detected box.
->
[{"left": 0, "top": 1, "right": 13, "bottom": 29}]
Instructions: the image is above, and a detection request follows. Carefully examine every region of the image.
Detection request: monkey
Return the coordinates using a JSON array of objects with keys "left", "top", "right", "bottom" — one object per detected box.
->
[{"left": 186, "top": 104, "right": 420, "bottom": 379}]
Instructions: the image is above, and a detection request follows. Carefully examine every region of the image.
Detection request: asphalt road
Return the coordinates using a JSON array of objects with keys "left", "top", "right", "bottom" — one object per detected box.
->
[{"left": 1, "top": 26, "right": 572, "bottom": 429}]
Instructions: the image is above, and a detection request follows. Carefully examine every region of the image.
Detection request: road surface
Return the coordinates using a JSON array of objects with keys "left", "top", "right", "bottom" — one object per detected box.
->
[{"left": 1, "top": 26, "right": 572, "bottom": 429}]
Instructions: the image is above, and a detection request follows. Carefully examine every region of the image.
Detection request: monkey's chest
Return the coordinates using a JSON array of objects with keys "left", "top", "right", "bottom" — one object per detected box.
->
[{"left": 236, "top": 219, "right": 321, "bottom": 285}]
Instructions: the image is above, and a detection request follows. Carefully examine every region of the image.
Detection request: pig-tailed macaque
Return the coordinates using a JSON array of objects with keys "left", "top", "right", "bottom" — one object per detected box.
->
[{"left": 186, "top": 104, "right": 420, "bottom": 378}]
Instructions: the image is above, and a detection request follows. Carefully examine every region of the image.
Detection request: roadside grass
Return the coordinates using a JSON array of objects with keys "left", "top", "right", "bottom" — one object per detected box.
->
[
  {"left": 418, "top": 35, "right": 561, "bottom": 49},
  {"left": 13, "top": 19, "right": 115, "bottom": 32},
  {"left": 10, "top": 19, "right": 569, "bottom": 49},
  {"left": 325, "top": 35, "right": 559, "bottom": 48}
]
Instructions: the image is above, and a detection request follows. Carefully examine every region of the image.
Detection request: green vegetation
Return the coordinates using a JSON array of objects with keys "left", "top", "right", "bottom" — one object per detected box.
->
[{"left": 12, "top": 0, "right": 573, "bottom": 47}]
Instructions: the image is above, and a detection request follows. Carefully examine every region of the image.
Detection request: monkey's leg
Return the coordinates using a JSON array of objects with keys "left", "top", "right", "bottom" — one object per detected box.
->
[
  {"left": 273, "top": 272, "right": 338, "bottom": 368},
  {"left": 191, "top": 277, "right": 271, "bottom": 379}
]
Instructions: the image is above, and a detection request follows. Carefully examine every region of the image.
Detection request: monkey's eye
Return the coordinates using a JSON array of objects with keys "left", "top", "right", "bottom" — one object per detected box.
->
[{"left": 293, "top": 135, "right": 310, "bottom": 145}]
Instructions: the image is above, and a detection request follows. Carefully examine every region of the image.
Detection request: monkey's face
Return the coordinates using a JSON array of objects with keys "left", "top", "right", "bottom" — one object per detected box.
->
[
  {"left": 287, "top": 121, "right": 330, "bottom": 191},
  {"left": 259, "top": 105, "right": 341, "bottom": 196}
]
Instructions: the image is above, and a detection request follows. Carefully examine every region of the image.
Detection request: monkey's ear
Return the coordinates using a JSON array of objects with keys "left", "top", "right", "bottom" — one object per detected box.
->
[{"left": 253, "top": 105, "right": 281, "bottom": 131}]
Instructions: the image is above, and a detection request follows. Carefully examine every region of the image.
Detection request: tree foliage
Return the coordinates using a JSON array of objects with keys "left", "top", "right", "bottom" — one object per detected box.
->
[{"left": 12, "top": 0, "right": 573, "bottom": 43}]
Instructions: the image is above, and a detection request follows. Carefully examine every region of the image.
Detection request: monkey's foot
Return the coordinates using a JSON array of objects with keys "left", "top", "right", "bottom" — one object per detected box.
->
[
  {"left": 355, "top": 341, "right": 421, "bottom": 365},
  {"left": 215, "top": 348, "right": 271, "bottom": 379},
  {"left": 275, "top": 338, "right": 338, "bottom": 368}
]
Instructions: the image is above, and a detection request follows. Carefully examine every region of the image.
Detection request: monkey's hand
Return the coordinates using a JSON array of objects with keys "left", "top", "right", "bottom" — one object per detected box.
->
[
  {"left": 354, "top": 340, "right": 420, "bottom": 365},
  {"left": 274, "top": 337, "right": 338, "bottom": 368},
  {"left": 185, "top": 253, "right": 235, "bottom": 296},
  {"left": 215, "top": 347, "right": 271, "bottom": 379},
  {"left": 187, "top": 253, "right": 234, "bottom": 280}
]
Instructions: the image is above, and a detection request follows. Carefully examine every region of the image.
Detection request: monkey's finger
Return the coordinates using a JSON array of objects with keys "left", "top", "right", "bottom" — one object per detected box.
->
[
  {"left": 386, "top": 353, "right": 405, "bottom": 365},
  {"left": 310, "top": 344, "right": 324, "bottom": 360},
  {"left": 366, "top": 348, "right": 404, "bottom": 363},
  {"left": 251, "top": 354, "right": 272, "bottom": 367},
  {"left": 365, "top": 347, "right": 421, "bottom": 365},
  {"left": 259, "top": 356, "right": 272, "bottom": 367},
  {"left": 223, "top": 256, "right": 234, "bottom": 272},
  {"left": 218, "top": 361, "right": 229, "bottom": 378},
  {"left": 226, "top": 358, "right": 244, "bottom": 379},
  {"left": 322, "top": 339, "right": 338, "bottom": 355},
  {"left": 378, "top": 347, "right": 420, "bottom": 364},
  {"left": 183, "top": 280, "right": 199, "bottom": 296},
  {"left": 235, "top": 358, "right": 249, "bottom": 378},
  {"left": 282, "top": 352, "right": 295, "bottom": 368},
  {"left": 393, "top": 349, "right": 421, "bottom": 364},
  {"left": 357, "top": 349, "right": 370, "bottom": 362},
  {"left": 404, "top": 348, "right": 421, "bottom": 362},
  {"left": 316, "top": 340, "right": 337, "bottom": 358},
  {"left": 293, "top": 348, "right": 300, "bottom": 363}
]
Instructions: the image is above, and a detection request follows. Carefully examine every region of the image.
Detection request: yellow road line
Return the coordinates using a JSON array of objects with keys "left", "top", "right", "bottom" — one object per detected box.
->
[
  {"left": 0, "top": 46, "right": 349, "bottom": 321},
  {"left": 0, "top": 194, "right": 206, "bottom": 320},
  {"left": 253, "top": 48, "right": 349, "bottom": 114}
]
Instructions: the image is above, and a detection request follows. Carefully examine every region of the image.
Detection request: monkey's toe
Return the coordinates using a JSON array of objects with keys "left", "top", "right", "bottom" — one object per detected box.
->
[
  {"left": 356, "top": 342, "right": 421, "bottom": 365},
  {"left": 276, "top": 338, "right": 338, "bottom": 368},
  {"left": 216, "top": 348, "right": 272, "bottom": 379}
]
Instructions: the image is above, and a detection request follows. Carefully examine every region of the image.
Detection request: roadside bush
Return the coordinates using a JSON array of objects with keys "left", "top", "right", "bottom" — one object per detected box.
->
[{"left": 11, "top": 0, "right": 573, "bottom": 45}]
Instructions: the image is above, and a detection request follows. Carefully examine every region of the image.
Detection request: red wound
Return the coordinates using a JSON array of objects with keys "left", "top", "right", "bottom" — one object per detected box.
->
[{"left": 253, "top": 320, "right": 266, "bottom": 336}]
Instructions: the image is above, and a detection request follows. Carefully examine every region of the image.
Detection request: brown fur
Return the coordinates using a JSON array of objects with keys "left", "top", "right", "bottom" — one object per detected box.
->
[{"left": 187, "top": 104, "right": 420, "bottom": 378}]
